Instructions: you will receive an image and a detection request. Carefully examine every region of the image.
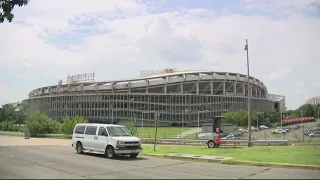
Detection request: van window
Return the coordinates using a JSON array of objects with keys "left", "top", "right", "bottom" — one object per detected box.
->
[
  {"left": 98, "top": 127, "right": 107, "bottom": 136},
  {"left": 85, "top": 126, "right": 97, "bottom": 135},
  {"left": 75, "top": 125, "right": 86, "bottom": 134}
]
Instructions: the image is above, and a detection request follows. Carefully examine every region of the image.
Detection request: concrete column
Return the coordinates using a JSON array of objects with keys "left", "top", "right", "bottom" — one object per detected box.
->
[
  {"left": 196, "top": 82, "right": 199, "bottom": 94},
  {"left": 242, "top": 83, "right": 245, "bottom": 96},
  {"left": 210, "top": 81, "right": 213, "bottom": 94},
  {"left": 181, "top": 83, "right": 183, "bottom": 93},
  {"left": 223, "top": 82, "right": 226, "bottom": 95}
]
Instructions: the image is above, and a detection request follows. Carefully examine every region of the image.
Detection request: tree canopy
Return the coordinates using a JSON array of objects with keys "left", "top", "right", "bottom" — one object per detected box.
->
[
  {"left": 0, "top": 0, "right": 29, "bottom": 23},
  {"left": 289, "top": 104, "right": 320, "bottom": 118}
]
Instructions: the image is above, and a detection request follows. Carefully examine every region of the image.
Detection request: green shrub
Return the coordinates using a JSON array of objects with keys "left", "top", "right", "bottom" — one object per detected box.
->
[
  {"left": 121, "top": 121, "right": 137, "bottom": 136},
  {"left": 61, "top": 116, "right": 88, "bottom": 135},
  {"left": 25, "top": 112, "right": 60, "bottom": 136},
  {"left": 0, "top": 121, "right": 20, "bottom": 131}
]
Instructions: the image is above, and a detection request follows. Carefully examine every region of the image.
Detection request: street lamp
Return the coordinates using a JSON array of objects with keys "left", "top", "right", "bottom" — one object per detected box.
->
[
  {"left": 256, "top": 112, "right": 264, "bottom": 129},
  {"left": 244, "top": 39, "right": 252, "bottom": 147}
]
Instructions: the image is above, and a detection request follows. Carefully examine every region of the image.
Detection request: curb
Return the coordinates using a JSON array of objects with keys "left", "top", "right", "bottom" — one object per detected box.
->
[
  {"left": 142, "top": 154, "right": 320, "bottom": 170},
  {"left": 230, "top": 160, "right": 320, "bottom": 170}
]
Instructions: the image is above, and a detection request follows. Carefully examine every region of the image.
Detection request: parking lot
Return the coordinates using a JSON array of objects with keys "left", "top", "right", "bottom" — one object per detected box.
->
[
  {"left": 1, "top": 136, "right": 320, "bottom": 179},
  {"left": 250, "top": 121, "right": 320, "bottom": 141}
]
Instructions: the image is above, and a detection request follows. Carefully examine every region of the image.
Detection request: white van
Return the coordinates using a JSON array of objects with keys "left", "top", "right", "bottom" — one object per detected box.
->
[{"left": 71, "top": 123, "right": 142, "bottom": 159}]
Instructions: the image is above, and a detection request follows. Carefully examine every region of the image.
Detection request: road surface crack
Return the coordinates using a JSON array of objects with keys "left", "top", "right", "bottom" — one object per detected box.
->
[{"left": 238, "top": 167, "right": 273, "bottom": 179}]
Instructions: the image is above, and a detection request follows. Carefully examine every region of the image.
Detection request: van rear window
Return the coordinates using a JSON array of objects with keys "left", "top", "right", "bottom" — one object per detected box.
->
[{"left": 75, "top": 125, "right": 86, "bottom": 134}]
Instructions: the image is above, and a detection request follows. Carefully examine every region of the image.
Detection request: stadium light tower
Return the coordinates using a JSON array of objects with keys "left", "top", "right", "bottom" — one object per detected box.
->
[{"left": 244, "top": 39, "right": 253, "bottom": 147}]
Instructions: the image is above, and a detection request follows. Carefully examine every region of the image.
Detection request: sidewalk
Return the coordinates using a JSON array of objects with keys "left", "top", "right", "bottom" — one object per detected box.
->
[{"left": 0, "top": 135, "right": 70, "bottom": 147}]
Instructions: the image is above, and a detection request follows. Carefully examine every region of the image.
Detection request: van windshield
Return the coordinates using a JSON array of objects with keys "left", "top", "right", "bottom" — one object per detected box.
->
[{"left": 106, "top": 126, "right": 132, "bottom": 137}]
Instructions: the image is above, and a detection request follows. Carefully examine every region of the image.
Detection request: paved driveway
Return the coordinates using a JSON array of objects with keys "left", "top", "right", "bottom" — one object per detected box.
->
[{"left": 0, "top": 136, "right": 319, "bottom": 179}]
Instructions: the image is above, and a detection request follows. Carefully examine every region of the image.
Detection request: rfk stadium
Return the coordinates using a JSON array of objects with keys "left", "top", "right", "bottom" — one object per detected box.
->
[{"left": 23, "top": 69, "right": 285, "bottom": 127}]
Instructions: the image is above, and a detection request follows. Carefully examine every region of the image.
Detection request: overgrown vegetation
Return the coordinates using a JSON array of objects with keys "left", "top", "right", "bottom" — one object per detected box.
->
[
  {"left": 0, "top": 102, "right": 90, "bottom": 137},
  {"left": 60, "top": 116, "right": 89, "bottom": 135}
]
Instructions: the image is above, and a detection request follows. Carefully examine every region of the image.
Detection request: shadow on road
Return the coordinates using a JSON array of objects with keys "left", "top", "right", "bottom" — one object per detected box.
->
[{"left": 82, "top": 152, "right": 148, "bottom": 161}]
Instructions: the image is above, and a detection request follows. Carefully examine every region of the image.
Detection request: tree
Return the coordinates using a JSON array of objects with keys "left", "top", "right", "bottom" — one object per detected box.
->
[
  {"left": 25, "top": 111, "right": 60, "bottom": 136},
  {"left": 121, "top": 121, "right": 137, "bottom": 136},
  {"left": 0, "top": 0, "right": 29, "bottom": 23},
  {"left": 221, "top": 111, "right": 257, "bottom": 127},
  {"left": 1, "top": 103, "right": 16, "bottom": 122},
  {"left": 14, "top": 102, "right": 28, "bottom": 124},
  {"left": 0, "top": 102, "right": 29, "bottom": 124},
  {"left": 61, "top": 116, "right": 89, "bottom": 135}
]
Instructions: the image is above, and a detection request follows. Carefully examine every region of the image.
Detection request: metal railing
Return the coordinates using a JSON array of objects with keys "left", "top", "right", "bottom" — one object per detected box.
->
[{"left": 0, "top": 131, "right": 288, "bottom": 146}]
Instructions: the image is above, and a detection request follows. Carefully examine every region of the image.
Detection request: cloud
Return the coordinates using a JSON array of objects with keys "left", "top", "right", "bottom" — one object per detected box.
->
[
  {"left": 312, "top": 82, "right": 320, "bottom": 87},
  {"left": 0, "top": 0, "right": 319, "bottom": 109}
]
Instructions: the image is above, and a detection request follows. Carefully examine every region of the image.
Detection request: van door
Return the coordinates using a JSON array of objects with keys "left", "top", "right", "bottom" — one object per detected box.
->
[
  {"left": 83, "top": 125, "right": 98, "bottom": 151},
  {"left": 94, "top": 126, "right": 109, "bottom": 152}
]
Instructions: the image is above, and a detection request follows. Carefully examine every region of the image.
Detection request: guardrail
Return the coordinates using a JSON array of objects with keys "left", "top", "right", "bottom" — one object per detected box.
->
[
  {"left": 140, "top": 138, "right": 289, "bottom": 146},
  {"left": 0, "top": 131, "right": 288, "bottom": 146}
]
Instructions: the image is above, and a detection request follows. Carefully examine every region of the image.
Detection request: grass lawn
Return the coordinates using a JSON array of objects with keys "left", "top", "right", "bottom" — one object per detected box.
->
[
  {"left": 136, "top": 127, "right": 192, "bottom": 138},
  {"left": 141, "top": 144, "right": 320, "bottom": 166}
]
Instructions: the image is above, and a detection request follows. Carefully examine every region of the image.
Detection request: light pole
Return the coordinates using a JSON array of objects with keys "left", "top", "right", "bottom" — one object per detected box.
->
[
  {"left": 181, "top": 109, "right": 188, "bottom": 137},
  {"left": 256, "top": 112, "right": 264, "bottom": 129},
  {"left": 141, "top": 112, "right": 149, "bottom": 128},
  {"left": 280, "top": 112, "right": 283, "bottom": 128},
  {"left": 110, "top": 103, "right": 114, "bottom": 124},
  {"left": 130, "top": 109, "right": 133, "bottom": 124},
  {"left": 244, "top": 39, "right": 252, "bottom": 147},
  {"left": 318, "top": 107, "right": 320, "bottom": 120}
]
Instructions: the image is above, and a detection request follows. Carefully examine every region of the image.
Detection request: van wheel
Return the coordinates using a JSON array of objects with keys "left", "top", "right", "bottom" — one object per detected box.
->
[
  {"left": 105, "top": 146, "right": 115, "bottom": 159},
  {"left": 130, "top": 153, "right": 139, "bottom": 158},
  {"left": 207, "top": 141, "right": 216, "bottom": 148},
  {"left": 76, "top": 142, "right": 84, "bottom": 154}
]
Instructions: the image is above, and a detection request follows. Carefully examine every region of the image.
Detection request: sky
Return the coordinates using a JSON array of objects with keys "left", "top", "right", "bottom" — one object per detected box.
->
[{"left": 0, "top": 0, "right": 319, "bottom": 110}]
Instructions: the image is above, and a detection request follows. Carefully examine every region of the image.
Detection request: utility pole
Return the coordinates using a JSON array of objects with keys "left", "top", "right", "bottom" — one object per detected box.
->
[
  {"left": 153, "top": 112, "right": 159, "bottom": 152},
  {"left": 244, "top": 39, "right": 252, "bottom": 147}
]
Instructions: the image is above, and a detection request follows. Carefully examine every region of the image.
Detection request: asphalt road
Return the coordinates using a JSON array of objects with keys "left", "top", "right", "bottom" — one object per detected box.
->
[{"left": 1, "top": 145, "right": 320, "bottom": 179}]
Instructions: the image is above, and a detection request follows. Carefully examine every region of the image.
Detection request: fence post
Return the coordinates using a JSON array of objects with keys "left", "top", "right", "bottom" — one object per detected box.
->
[
  {"left": 264, "top": 131, "right": 266, "bottom": 140},
  {"left": 302, "top": 125, "right": 305, "bottom": 142}
]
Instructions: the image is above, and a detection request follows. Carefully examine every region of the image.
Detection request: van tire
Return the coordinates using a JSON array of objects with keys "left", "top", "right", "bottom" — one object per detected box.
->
[
  {"left": 105, "top": 146, "right": 115, "bottom": 159},
  {"left": 130, "top": 153, "right": 139, "bottom": 158},
  {"left": 76, "top": 142, "right": 84, "bottom": 154}
]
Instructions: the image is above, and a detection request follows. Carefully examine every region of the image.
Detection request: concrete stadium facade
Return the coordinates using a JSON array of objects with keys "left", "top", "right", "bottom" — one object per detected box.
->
[{"left": 23, "top": 70, "right": 283, "bottom": 127}]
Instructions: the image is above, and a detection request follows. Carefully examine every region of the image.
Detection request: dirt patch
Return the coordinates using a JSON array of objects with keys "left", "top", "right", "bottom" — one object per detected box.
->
[{"left": 0, "top": 135, "right": 71, "bottom": 146}]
